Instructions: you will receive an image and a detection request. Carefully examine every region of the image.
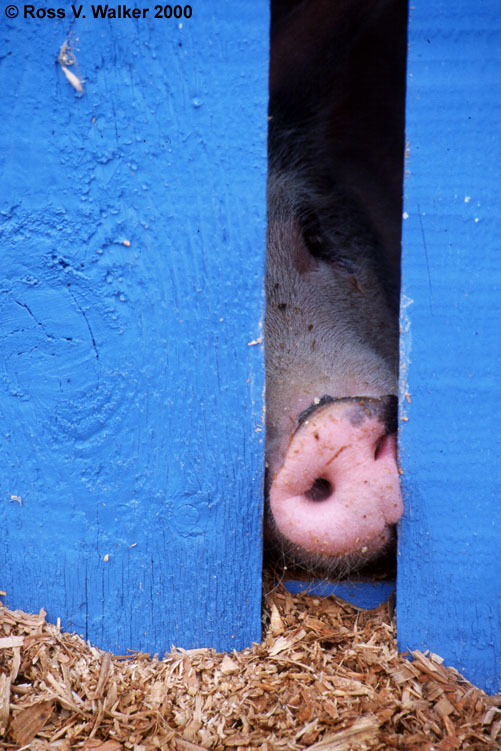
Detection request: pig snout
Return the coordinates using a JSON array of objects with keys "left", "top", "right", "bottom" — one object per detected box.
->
[{"left": 268, "top": 397, "right": 403, "bottom": 559}]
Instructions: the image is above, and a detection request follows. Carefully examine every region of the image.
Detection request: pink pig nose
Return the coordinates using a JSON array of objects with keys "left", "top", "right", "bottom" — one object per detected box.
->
[{"left": 269, "top": 399, "right": 403, "bottom": 557}]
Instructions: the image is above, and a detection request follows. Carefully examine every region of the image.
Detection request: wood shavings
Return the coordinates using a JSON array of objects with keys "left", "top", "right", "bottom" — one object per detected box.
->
[{"left": 0, "top": 577, "right": 499, "bottom": 750}]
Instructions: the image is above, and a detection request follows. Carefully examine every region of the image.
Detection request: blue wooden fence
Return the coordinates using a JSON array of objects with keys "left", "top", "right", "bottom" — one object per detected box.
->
[
  {"left": 398, "top": 0, "right": 501, "bottom": 695},
  {"left": 0, "top": 2, "right": 268, "bottom": 653}
]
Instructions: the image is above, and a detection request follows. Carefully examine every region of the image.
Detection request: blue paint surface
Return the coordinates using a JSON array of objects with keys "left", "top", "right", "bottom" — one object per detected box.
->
[
  {"left": 284, "top": 580, "right": 395, "bottom": 610},
  {"left": 398, "top": 0, "right": 501, "bottom": 694},
  {"left": 0, "top": 3, "right": 268, "bottom": 652}
]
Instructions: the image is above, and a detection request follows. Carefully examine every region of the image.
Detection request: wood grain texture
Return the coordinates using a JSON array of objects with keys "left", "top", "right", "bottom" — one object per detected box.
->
[
  {"left": 397, "top": 0, "right": 501, "bottom": 694},
  {"left": 0, "top": 3, "right": 268, "bottom": 652}
]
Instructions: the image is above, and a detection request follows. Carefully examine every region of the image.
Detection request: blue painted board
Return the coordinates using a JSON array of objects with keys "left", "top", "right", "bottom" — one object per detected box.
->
[
  {"left": 284, "top": 580, "right": 395, "bottom": 610},
  {"left": 0, "top": 3, "right": 268, "bottom": 653},
  {"left": 398, "top": 0, "right": 501, "bottom": 694}
]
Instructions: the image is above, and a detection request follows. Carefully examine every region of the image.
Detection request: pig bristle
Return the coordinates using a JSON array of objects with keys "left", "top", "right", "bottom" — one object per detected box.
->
[{"left": 264, "top": 506, "right": 397, "bottom": 582}]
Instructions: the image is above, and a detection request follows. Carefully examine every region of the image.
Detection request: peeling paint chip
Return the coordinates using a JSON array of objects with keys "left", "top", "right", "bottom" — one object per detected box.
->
[
  {"left": 61, "top": 65, "right": 85, "bottom": 93},
  {"left": 58, "top": 40, "right": 85, "bottom": 93}
]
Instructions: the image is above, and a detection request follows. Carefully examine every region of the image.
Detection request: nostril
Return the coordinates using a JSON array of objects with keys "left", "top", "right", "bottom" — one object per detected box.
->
[
  {"left": 374, "top": 432, "right": 396, "bottom": 461},
  {"left": 304, "top": 477, "right": 332, "bottom": 502},
  {"left": 374, "top": 435, "right": 385, "bottom": 460}
]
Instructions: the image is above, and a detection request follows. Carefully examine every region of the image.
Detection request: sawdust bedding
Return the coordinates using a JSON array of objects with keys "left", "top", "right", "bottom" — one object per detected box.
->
[{"left": 0, "top": 574, "right": 499, "bottom": 751}]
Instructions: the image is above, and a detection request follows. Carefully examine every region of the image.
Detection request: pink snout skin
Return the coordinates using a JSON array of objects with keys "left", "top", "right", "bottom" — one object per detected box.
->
[{"left": 269, "top": 401, "right": 403, "bottom": 557}]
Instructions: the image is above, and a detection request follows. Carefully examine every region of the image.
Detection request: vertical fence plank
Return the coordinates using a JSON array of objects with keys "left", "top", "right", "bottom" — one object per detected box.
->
[
  {"left": 0, "top": 2, "right": 268, "bottom": 653},
  {"left": 398, "top": 0, "right": 501, "bottom": 693}
]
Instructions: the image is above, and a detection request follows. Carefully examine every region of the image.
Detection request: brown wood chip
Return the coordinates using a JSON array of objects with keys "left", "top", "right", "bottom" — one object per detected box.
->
[
  {"left": 305, "top": 716, "right": 380, "bottom": 750},
  {"left": 0, "top": 635, "right": 24, "bottom": 649},
  {"left": 82, "top": 741, "right": 123, "bottom": 751},
  {"left": 9, "top": 700, "right": 54, "bottom": 745},
  {"left": 175, "top": 737, "right": 209, "bottom": 751}
]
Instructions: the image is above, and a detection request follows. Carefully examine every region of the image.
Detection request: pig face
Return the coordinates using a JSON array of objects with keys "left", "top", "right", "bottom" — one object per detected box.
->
[
  {"left": 264, "top": 177, "right": 403, "bottom": 576},
  {"left": 265, "top": 0, "right": 407, "bottom": 576}
]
